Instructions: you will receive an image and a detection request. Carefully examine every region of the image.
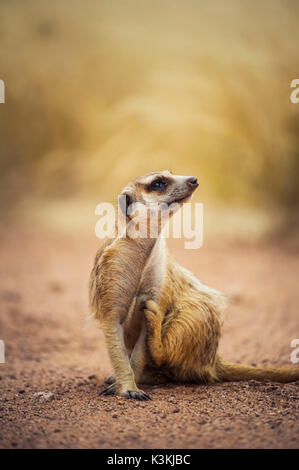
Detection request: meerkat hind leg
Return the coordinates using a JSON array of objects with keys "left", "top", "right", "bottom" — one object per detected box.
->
[{"left": 144, "top": 300, "right": 221, "bottom": 384}]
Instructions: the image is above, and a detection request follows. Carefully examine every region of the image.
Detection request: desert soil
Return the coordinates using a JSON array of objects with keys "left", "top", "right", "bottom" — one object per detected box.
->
[{"left": 0, "top": 225, "right": 298, "bottom": 449}]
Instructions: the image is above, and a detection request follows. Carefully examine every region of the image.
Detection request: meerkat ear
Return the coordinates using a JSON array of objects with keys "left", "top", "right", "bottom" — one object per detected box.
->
[{"left": 119, "top": 189, "right": 136, "bottom": 216}]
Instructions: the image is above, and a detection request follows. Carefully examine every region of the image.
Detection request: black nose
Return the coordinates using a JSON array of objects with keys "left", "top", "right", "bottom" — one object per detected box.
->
[{"left": 186, "top": 176, "right": 198, "bottom": 188}]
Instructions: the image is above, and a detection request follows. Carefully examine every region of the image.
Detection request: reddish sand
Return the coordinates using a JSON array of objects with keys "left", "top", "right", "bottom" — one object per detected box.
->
[{"left": 0, "top": 225, "right": 298, "bottom": 448}]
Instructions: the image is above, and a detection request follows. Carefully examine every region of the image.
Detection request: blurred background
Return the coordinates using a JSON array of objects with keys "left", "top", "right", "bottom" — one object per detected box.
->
[{"left": 1, "top": 0, "right": 299, "bottom": 240}]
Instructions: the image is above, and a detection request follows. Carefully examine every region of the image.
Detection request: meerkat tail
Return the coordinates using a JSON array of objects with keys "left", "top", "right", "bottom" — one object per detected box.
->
[{"left": 216, "top": 358, "right": 299, "bottom": 383}]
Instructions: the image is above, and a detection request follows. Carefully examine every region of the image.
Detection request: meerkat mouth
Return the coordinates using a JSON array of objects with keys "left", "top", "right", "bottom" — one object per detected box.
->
[{"left": 168, "top": 194, "right": 192, "bottom": 206}]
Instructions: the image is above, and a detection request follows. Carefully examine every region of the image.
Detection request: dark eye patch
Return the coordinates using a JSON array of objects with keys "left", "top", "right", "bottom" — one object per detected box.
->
[{"left": 149, "top": 177, "right": 169, "bottom": 192}]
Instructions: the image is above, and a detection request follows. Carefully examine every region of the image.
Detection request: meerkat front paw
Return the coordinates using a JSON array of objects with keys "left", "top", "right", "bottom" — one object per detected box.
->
[
  {"left": 99, "top": 383, "right": 151, "bottom": 401},
  {"left": 122, "top": 389, "right": 152, "bottom": 401},
  {"left": 140, "top": 299, "right": 159, "bottom": 313},
  {"left": 140, "top": 299, "right": 163, "bottom": 330}
]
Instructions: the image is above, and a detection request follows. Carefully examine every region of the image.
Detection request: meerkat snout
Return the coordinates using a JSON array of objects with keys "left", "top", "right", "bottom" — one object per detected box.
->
[
  {"left": 186, "top": 176, "right": 199, "bottom": 188},
  {"left": 165, "top": 174, "right": 199, "bottom": 206}
]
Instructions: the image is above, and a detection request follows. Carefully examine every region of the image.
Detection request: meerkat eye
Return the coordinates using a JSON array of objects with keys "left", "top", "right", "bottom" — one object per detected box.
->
[{"left": 150, "top": 179, "right": 168, "bottom": 191}]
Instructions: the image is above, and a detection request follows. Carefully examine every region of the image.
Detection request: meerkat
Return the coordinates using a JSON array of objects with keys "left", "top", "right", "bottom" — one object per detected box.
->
[{"left": 89, "top": 170, "right": 299, "bottom": 400}]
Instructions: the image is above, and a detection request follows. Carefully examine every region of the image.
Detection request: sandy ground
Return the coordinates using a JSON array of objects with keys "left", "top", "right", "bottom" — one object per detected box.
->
[{"left": 0, "top": 225, "right": 298, "bottom": 449}]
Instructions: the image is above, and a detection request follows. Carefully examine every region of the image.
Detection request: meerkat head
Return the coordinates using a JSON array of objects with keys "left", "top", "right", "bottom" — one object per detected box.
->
[{"left": 120, "top": 170, "right": 198, "bottom": 217}]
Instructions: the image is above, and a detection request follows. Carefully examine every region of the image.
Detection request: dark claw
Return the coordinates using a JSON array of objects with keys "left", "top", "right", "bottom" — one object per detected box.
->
[
  {"left": 140, "top": 300, "right": 147, "bottom": 311},
  {"left": 100, "top": 385, "right": 152, "bottom": 401},
  {"left": 124, "top": 390, "right": 152, "bottom": 401},
  {"left": 99, "top": 384, "right": 116, "bottom": 396}
]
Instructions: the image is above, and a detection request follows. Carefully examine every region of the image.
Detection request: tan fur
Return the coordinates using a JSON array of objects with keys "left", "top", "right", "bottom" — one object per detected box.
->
[{"left": 89, "top": 171, "right": 299, "bottom": 400}]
